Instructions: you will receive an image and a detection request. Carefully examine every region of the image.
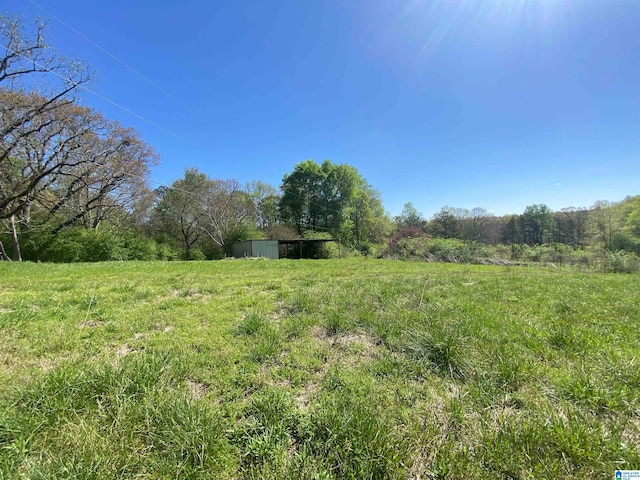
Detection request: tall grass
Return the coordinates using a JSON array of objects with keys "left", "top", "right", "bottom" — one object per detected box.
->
[{"left": 1, "top": 259, "right": 638, "bottom": 478}]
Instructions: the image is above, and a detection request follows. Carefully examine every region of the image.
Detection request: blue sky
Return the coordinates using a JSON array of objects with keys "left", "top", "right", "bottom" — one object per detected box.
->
[{"left": 5, "top": 0, "right": 640, "bottom": 218}]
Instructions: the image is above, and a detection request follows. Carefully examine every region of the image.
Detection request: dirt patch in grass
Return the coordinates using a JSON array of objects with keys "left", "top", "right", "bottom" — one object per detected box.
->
[
  {"left": 77, "top": 317, "right": 105, "bottom": 329},
  {"left": 115, "top": 343, "right": 139, "bottom": 359},
  {"left": 271, "top": 301, "right": 287, "bottom": 323},
  {"left": 186, "top": 379, "right": 209, "bottom": 400},
  {"left": 38, "top": 357, "right": 58, "bottom": 372},
  {"left": 308, "top": 328, "right": 383, "bottom": 368},
  {"left": 295, "top": 381, "right": 319, "bottom": 411},
  {"left": 153, "top": 323, "right": 174, "bottom": 333},
  {"left": 334, "top": 332, "right": 379, "bottom": 355},
  {"left": 310, "top": 325, "right": 329, "bottom": 341},
  {"left": 622, "top": 417, "right": 640, "bottom": 448}
]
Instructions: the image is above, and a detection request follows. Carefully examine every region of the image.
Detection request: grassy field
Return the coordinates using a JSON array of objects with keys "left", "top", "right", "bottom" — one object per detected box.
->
[{"left": 0, "top": 259, "right": 638, "bottom": 479}]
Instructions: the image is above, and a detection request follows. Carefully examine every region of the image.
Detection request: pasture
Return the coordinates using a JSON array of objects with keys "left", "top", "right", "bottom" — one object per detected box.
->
[{"left": 0, "top": 259, "right": 638, "bottom": 478}]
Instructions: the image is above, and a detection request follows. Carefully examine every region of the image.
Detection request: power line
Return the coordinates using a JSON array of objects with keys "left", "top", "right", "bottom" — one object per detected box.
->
[
  {"left": 1, "top": 60, "right": 334, "bottom": 233},
  {"left": 2, "top": 45, "right": 193, "bottom": 143},
  {"left": 28, "top": 0, "right": 193, "bottom": 111}
]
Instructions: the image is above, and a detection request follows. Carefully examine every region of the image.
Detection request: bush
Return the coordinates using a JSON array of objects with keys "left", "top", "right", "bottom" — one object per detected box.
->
[
  {"left": 600, "top": 250, "right": 640, "bottom": 273},
  {"left": 183, "top": 249, "right": 206, "bottom": 261},
  {"left": 612, "top": 233, "right": 640, "bottom": 255},
  {"left": 386, "top": 236, "right": 499, "bottom": 264},
  {"left": 20, "top": 228, "right": 172, "bottom": 263}
]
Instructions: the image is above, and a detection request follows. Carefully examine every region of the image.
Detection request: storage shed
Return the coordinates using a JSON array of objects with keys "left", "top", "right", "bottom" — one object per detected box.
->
[
  {"left": 232, "top": 238, "right": 338, "bottom": 259},
  {"left": 231, "top": 240, "right": 279, "bottom": 259}
]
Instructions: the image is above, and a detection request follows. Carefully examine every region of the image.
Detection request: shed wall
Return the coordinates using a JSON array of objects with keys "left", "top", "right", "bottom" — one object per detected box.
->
[
  {"left": 231, "top": 240, "right": 279, "bottom": 259},
  {"left": 231, "top": 241, "right": 252, "bottom": 258},
  {"left": 252, "top": 240, "right": 279, "bottom": 259}
]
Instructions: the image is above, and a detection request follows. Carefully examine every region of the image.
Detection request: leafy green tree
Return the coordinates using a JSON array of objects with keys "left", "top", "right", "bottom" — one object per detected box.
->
[
  {"left": 350, "top": 183, "right": 390, "bottom": 247},
  {"left": 150, "top": 168, "right": 209, "bottom": 259},
  {"left": 246, "top": 180, "right": 280, "bottom": 229},
  {"left": 394, "top": 202, "right": 424, "bottom": 231},
  {"left": 521, "top": 204, "right": 552, "bottom": 245},
  {"left": 279, "top": 160, "right": 325, "bottom": 234},
  {"left": 279, "top": 160, "right": 383, "bottom": 247},
  {"left": 588, "top": 200, "right": 622, "bottom": 250},
  {"left": 430, "top": 206, "right": 461, "bottom": 239}
]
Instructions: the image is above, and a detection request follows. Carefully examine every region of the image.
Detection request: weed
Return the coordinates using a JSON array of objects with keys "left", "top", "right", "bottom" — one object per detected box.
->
[
  {"left": 401, "top": 324, "right": 469, "bottom": 380},
  {"left": 237, "top": 311, "right": 269, "bottom": 336}
]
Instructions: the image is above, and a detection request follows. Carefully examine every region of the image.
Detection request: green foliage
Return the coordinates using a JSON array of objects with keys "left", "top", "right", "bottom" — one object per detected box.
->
[
  {"left": 20, "top": 228, "right": 176, "bottom": 262},
  {"left": 387, "top": 236, "right": 498, "bottom": 264},
  {"left": 600, "top": 249, "right": 639, "bottom": 273},
  {"left": 521, "top": 204, "right": 553, "bottom": 245},
  {"left": 430, "top": 206, "right": 462, "bottom": 239},
  {"left": 279, "top": 160, "right": 387, "bottom": 247},
  {"left": 394, "top": 202, "right": 424, "bottom": 230}
]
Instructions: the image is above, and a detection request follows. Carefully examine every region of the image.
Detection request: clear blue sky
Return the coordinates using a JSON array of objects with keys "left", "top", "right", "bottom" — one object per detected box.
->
[{"left": 5, "top": 0, "right": 640, "bottom": 218}]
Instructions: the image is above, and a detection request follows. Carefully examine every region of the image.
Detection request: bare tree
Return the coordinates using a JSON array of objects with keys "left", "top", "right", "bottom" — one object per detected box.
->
[
  {"left": 0, "top": 16, "right": 91, "bottom": 259},
  {"left": 46, "top": 119, "right": 159, "bottom": 233},
  {"left": 199, "top": 179, "right": 256, "bottom": 255},
  {"left": 1, "top": 16, "right": 91, "bottom": 162},
  {"left": 1, "top": 94, "right": 98, "bottom": 259}
]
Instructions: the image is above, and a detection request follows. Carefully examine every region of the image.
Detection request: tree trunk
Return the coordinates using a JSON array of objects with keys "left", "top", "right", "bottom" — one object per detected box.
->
[
  {"left": 0, "top": 240, "right": 10, "bottom": 261},
  {"left": 9, "top": 215, "right": 22, "bottom": 261}
]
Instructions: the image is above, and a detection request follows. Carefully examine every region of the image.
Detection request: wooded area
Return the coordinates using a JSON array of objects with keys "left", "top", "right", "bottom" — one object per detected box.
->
[{"left": 1, "top": 16, "right": 639, "bottom": 268}]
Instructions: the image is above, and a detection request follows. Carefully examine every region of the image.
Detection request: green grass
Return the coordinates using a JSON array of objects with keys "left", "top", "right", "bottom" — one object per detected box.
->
[{"left": 1, "top": 258, "right": 639, "bottom": 478}]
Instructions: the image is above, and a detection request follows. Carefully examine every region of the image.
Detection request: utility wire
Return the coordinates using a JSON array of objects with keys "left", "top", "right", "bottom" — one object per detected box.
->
[
  {"left": 2, "top": 49, "right": 337, "bottom": 232},
  {"left": 2, "top": 45, "right": 193, "bottom": 143},
  {"left": 4, "top": 14, "right": 349, "bottom": 231},
  {"left": 28, "top": 0, "right": 193, "bottom": 111}
]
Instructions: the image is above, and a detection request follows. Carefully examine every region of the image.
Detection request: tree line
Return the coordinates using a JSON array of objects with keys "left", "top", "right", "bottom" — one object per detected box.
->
[
  {"left": 391, "top": 199, "right": 640, "bottom": 258},
  {"left": 1, "top": 16, "right": 639, "bottom": 263}
]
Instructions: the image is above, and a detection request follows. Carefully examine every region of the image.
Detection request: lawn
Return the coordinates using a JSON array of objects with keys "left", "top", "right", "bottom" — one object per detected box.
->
[{"left": 1, "top": 259, "right": 638, "bottom": 479}]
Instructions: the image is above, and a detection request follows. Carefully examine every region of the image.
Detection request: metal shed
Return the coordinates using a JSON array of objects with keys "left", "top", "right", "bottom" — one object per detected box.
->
[{"left": 231, "top": 240, "right": 279, "bottom": 259}]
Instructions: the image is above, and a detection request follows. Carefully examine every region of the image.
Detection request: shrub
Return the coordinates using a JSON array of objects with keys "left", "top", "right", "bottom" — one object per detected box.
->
[
  {"left": 20, "top": 228, "right": 169, "bottom": 263},
  {"left": 600, "top": 249, "right": 640, "bottom": 273}
]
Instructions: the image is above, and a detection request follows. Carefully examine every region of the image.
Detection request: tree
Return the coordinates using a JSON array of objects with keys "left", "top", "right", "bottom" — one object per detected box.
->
[
  {"left": 588, "top": 200, "right": 621, "bottom": 250},
  {"left": 394, "top": 202, "right": 424, "bottom": 231},
  {"left": 521, "top": 204, "right": 552, "bottom": 245},
  {"left": 350, "top": 183, "right": 390, "bottom": 247},
  {"left": 1, "top": 96, "right": 99, "bottom": 260},
  {"left": 150, "top": 169, "right": 209, "bottom": 259},
  {"left": 0, "top": 90, "right": 158, "bottom": 260},
  {"left": 245, "top": 180, "right": 280, "bottom": 229},
  {"left": 280, "top": 160, "right": 325, "bottom": 234},
  {"left": 1, "top": 16, "right": 90, "bottom": 165},
  {"left": 47, "top": 119, "right": 159, "bottom": 233},
  {"left": 279, "top": 160, "right": 374, "bottom": 245},
  {"left": 552, "top": 208, "right": 588, "bottom": 247},
  {"left": 501, "top": 214, "right": 522, "bottom": 245},
  {"left": 460, "top": 207, "right": 495, "bottom": 243},
  {"left": 430, "top": 206, "right": 461, "bottom": 239},
  {"left": 1, "top": 16, "right": 91, "bottom": 259},
  {"left": 198, "top": 179, "right": 256, "bottom": 255}
]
